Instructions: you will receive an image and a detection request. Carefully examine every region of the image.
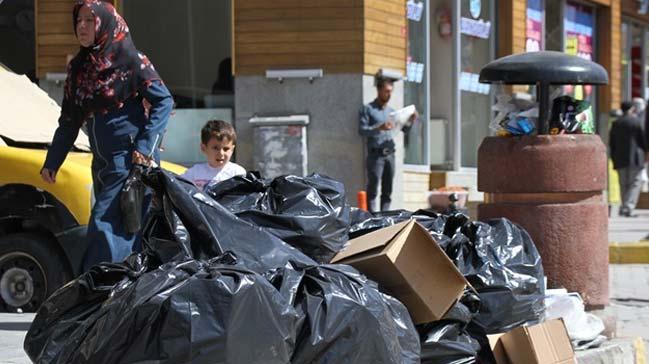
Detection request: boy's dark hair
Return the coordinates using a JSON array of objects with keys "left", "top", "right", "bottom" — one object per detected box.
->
[
  {"left": 621, "top": 101, "right": 634, "bottom": 114},
  {"left": 201, "top": 120, "right": 236, "bottom": 145}
]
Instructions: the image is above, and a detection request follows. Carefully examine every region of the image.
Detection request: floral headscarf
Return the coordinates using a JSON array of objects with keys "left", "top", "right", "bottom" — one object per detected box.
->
[{"left": 61, "top": 0, "right": 161, "bottom": 127}]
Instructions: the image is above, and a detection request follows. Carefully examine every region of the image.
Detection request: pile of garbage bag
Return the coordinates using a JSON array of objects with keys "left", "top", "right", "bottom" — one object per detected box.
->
[
  {"left": 25, "top": 169, "right": 548, "bottom": 363},
  {"left": 24, "top": 169, "right": 419, "bottom": 364}
]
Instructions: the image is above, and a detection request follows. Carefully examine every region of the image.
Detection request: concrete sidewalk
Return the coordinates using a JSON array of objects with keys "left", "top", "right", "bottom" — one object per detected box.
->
[{"left": 609, "top": 207, "right": 649, "bottom": 264}]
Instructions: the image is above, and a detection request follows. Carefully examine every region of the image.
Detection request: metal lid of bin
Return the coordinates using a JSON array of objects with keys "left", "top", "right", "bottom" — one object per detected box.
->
[{"left": 479, "top": 51, "right": 608, "bottom": 85}]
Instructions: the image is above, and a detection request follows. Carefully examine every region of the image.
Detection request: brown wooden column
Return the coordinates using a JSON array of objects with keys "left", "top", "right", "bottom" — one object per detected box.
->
[
  {"left": 497, "top": 0, "right": 527, "bottom": 58},
  {"left": 597, "top": 0, "right": 622, "bottom": 112}
]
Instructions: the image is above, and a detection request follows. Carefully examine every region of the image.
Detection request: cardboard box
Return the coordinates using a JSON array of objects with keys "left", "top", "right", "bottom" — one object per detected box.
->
[
  {"left": 488, "top": 319, "right": 575, "bottom": 364},
  {"left": 330, "top": 219, "right": 469, "bottom": 324}
]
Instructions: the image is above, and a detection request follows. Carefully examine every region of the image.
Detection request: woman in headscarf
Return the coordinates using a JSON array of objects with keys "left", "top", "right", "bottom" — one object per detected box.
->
[{"left": 40, "top": 0, "right": 173, "bottom": 271}]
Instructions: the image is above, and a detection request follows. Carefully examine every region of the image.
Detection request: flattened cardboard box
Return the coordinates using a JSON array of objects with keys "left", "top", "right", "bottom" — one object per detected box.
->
[
  {"left": 331, "top": 219, "right": 469, "bottom": 324},
  {"left": 488, "top": 319, "right": 575, "bottom": 364}
]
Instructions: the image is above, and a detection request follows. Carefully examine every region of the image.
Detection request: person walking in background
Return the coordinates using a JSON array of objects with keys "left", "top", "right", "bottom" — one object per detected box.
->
[
  {"left": 610, "top": 101, "right": 648, "bottom": 217},
  {"left": 40, "top": 0, "right": 173, "bottom": 270}
]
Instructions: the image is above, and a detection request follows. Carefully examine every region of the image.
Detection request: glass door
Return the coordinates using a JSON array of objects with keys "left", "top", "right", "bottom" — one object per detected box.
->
[
  {"left": 404, "top": 0, "right": 428, "bottom": 166},
  {"left": 458, "top": 0, "right": 495, "bottom": 168}
]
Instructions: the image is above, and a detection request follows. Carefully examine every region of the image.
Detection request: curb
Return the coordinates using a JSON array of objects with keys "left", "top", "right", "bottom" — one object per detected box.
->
[
  {"left": 634, "top": 337, "right": 646, "bottom": 364},
  {"left": 610, "top": 241, "right": 649, "bottom": 264},
  {"left": 576, "top": 337, "right": 646, "bottom": 364}
]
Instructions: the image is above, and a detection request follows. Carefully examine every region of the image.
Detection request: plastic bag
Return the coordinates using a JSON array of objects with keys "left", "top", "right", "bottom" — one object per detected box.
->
[
  {"left": 544, "top": 291, "right": 605, "bottom": 344},
  {"left": 120, "top": 165, "right": 146, "bottom": 233},
  {"left": 418, "top": 292, "right": 481, "bottom": 364},
  {"left": 549, "top": 95, "right": 591, "bottom": 134},
  {"left": 26, "top": 254, "right": 302, "bottom": 364},
  {"left": 142, "top": 169, "right": 317, "bottom": 273},
  {"left": 205, "top": 172, "right": 351, "bottom": 263},
  {"left": 419, "top": 322, "right": 480, "bottom": 364},
  {"left": 489, "top": 94, "right": 538, "bottom": 136},
  {"left": 267, "top": 265, "right": 420, "bottom": 364},
  {"left": 447, "top": 219, "right": 546, "bottom": 333}
]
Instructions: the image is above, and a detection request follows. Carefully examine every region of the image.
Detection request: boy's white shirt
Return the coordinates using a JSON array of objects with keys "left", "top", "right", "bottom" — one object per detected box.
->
[{"left": 181, "top": 162, "right": 246, "bottom": 189}]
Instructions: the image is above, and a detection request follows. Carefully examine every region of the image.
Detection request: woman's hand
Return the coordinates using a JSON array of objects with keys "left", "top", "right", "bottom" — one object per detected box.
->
[
  {"left": 41, "top": 168, "right": 57, "bottom": 184},
  {"left": 132, "top": 150, "right": 153, "bottom": 166}
]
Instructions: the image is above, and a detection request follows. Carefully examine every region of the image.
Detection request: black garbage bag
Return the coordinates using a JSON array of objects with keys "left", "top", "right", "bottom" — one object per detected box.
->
[
  {"left": 549, "top": 95, "right": 591, "bottom": 134},
  {"left": 26, "top": 254, "right": 302, "bottom": 364},
  {"left": 267, "top": 265, "right": 420, "bottom": 364},
  {"left": 24, "top": 254, "right": 149, "bottom": 364},
  {"left": 349, "top": 209, "right": 450, "bottom": 239},
  {"left": 205, "top": 172, "right": 351, "bottom": 263},
  {"left": 419, "top": 322, "right": 480, "bottom": 364},
  {"left": 445, "top": 218, "right": 545, "bottom": 333},
  {"left": 142, "top": 169, "right": 318, "bottom": 272},
  {"left": 418, "top": 290, "right": 482, "bottom": 364},
  {"left": 120, "top": 165, "right": 147, "bottom": 233}
]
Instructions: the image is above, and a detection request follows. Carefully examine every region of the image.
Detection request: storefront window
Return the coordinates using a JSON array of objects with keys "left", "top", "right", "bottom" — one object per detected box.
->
[
  {"left": 645, "top": 29, "right": 649, "bottom": 98},
  {"left": 622, "top": 22, "right": 631, "bottom": 102},
  {"left": 122, "top": 0, "right": 233, "bottom": 166},
  {"left": 630, "top": 23, "right": 644, "bottom": 99},
  {"left": 405, "top": 0, "right": 428, "bottom": 165},
  {"left": 526, "top": 0, "right": 544, "bottom": 52},
  {"left": 459, "top": 0, "right": 494, "bottom": 167},
  {"left": 563, "top": 1, "right": 596, "bottom": 132}
]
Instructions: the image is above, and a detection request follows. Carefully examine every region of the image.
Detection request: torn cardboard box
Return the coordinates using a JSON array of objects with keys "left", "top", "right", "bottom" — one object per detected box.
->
[
  {"left": 488, "top": 319, "right": 575, "bottom": 364},
  {"left": 331, "top": 219, "right": 469, "bottom": 324}
]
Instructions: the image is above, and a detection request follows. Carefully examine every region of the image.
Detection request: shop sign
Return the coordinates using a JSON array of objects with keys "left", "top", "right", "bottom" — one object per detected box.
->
[
  {"left": 406, "top": 59, "right": 425, "bottom": 83},
  {"left": 407, "top": 0, "right": 424, "bottom": 22},
  {"left": 564, "top": 4, "right": 593, "bottom": 61},
  {"left": 460, "top": 17, "right": 491, "bottom": 39},
  {"left": 564, "top": 2, "right": 594, "bottom": 104},
  {"left": 459, "top": 72, "right": 490, "bottom": 95}
]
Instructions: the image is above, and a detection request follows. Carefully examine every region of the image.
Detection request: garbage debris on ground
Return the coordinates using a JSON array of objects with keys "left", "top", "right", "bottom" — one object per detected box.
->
[
  {"left": 544, "top": 289, "right": 606, "bottom": 350},
  {"left": 24, "top": 169, "right": 419, "bottom": 364},
  {"left": 25, "top": 169, "right": 585, "bottom": 363},
  {"left": 490, "top": 91, "right": 593, "bottom": 136},
  {"left": 487, "top": 319, "right": 575, "bottom": 364},
  {"left": 204, "top": 172, "right": 350, "bottom": 264}
]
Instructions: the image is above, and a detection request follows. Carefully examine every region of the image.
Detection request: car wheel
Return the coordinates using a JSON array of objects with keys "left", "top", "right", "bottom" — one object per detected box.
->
[{"left": 0, "top": 233, "right": 72, "bottom": 312}]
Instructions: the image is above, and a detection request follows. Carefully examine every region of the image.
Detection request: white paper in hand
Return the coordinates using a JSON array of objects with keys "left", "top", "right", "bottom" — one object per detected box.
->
[{"left": 388, "top": 105, "right": 417, "bottom": 134}]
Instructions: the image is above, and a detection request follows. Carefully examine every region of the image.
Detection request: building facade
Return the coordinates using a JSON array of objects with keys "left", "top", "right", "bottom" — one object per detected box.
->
[{"left": 16, "top": 0, "right": 628, "bottom": 210}]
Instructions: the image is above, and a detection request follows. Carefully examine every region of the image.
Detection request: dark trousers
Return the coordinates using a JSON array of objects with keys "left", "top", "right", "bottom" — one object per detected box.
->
[{"left": 366, "top": 152, "right": 395, "bottom": 212}]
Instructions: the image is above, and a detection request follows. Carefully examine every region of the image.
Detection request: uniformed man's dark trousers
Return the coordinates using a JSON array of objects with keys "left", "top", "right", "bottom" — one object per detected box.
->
[{"left": 366, "top": 150, "right": 395, "bottom": 212}]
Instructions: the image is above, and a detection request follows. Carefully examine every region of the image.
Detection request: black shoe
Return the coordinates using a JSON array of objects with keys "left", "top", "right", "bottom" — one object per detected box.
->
[{"left": 621, "top": 211, "right": 639, "bottom": 218}]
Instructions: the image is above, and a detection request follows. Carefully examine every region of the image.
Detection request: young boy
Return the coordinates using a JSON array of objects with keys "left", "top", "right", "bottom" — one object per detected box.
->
[{"left": 181, "top": 120, "right": 246, "bottom": 189}]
